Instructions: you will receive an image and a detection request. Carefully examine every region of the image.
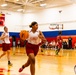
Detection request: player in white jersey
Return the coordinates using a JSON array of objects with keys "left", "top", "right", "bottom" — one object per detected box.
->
[
  {"left": 19, "top": 21, "right": 46, "bottom": 75},
  {"left": 0, "top": 26, "right": 12, "bottom": 66}
]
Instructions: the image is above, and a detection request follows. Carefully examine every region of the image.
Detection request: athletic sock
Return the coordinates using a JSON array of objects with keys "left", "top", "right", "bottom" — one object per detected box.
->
[{"left": 22, "top": 65, "right": 25, "bottom": 69}]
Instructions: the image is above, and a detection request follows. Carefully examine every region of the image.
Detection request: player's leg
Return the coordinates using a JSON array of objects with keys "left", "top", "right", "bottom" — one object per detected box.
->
[
  {"left": 7, "top": 50, "right": 12, "bottom": 66},
  {"left": 19, "top": 57, "right": 30, "bottom": 72},
  {"left": 19, "top": 53, "right": 35, "bottom": 75},
  {"left": 29, "top": 53, "right": 35, "bottom": 75},
  {"left": 0, "top": 51, "right": 6, "bottom": 58},
  {"left": 0, "top": 43, "right": 6, "bottom": 58},
  {"left": 6, "top": 43, "right": 12, "bottom": 66}
]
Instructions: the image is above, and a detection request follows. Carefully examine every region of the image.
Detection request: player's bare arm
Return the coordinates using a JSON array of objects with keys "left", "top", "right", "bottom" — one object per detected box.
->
[{"left": 39, "top": 31, "right": 47, "bottom": 43}]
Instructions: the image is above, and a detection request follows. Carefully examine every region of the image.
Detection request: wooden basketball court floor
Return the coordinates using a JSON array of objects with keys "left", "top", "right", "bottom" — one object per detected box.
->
[{"left": 0, "top": 47, "right": 76, "bottom": 75}]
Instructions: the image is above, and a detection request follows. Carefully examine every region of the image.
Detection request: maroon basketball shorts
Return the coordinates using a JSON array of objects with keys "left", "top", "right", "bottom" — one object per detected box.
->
[
  {"left": 2, "top": 43, "right": 10, "bottom": 51},
  {"left": 26, "top": 42, "right": 40, "bottom": 56}
]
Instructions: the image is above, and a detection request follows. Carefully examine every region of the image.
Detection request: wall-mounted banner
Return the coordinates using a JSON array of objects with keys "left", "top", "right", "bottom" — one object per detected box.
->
[{"left": 0, "top": 14, "right": 5, "bottom": 26}]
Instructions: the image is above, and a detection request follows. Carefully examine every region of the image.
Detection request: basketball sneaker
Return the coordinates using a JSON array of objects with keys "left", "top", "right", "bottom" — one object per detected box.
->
[
  {"left": 8, "top": 61, "right": 13, "bottom": 66},
  {"left": 19, "top": 67, "right": 23, "bottom": 72}
]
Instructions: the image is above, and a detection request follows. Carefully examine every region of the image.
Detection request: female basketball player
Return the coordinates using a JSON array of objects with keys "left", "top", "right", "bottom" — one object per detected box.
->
[
  {"left": 55, "top": 36, "right": 62, "bottom": 55},
  {"left": 0, "top": 26, "right": 12, "bottom": 66},
  {"left": 19, "top": 21, "right": 46, "bottom": 75}
]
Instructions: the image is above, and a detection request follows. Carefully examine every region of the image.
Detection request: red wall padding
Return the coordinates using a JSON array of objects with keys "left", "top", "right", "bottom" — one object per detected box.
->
[
  {"left": 0, "top": 35, "right": 76, "bottom": 48},
  {"left": 57, "top": 35, "right": 76, "bottom": 48}
]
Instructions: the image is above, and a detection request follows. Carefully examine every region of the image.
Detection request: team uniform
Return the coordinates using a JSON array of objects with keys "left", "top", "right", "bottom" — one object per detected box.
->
[
  {"left": 2, "top": 32, "right": 10, "bottom": 51},
  {"left": 0, "top": 27, "right": 12, "bottom": 66},
  {"left": 18, "top": 21, "right": 46, "bottom": 74},
  {"left": 26, "top": 30, "right": 41, "bottom": 56},
  {"left": 55, "top": 39, "right": 62, "bottom": 55}
]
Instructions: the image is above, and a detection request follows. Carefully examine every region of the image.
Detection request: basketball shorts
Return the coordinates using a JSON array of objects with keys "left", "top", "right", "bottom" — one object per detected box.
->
[
  {"left": 2, "top": 43, "right": 10, "bottom": 51},
  {"left": 26, "top": 42, "right": 40, "bottom": 56}
]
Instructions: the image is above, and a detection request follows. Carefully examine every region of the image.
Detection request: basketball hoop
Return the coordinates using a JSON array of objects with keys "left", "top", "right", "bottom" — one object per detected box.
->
[
  {"left": 49, "top": 27, "right": 55, "bottom": 30},
  {"left": 49, "top": 23, "right": 63, "bottom": 30}
]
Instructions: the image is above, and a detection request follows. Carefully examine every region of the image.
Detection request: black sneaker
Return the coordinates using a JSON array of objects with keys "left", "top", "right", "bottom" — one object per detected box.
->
[
  {"left": 8, "top": 63, "right": 13, "bottom": 66},
  {"left": 8, "top": 61, "right": 13, "bottom": 66}
]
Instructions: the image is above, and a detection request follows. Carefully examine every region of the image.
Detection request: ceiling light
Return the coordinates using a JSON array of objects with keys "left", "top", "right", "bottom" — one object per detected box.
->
[
  {"left": 1, "top": 4, "right": 7, "bottom": 7},
  {"left": 17, "top": 9, "right": 23, "bottom": 11},
  {"left": 40, "top": 3, "right": 47, "bottom": 7},
  {"left": 16, "top": 0, "right": 19, "bottom": 1}
]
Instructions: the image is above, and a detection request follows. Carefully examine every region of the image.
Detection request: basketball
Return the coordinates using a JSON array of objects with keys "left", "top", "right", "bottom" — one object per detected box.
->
[{"left": 20, "top": 30, "right": 29, "bottom": 41}]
